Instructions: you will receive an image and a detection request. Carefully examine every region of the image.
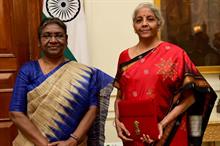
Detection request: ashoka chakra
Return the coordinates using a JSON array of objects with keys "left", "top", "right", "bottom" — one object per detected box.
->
[{"left": 46, "top": 0, "right": 81, "bottom": 22}]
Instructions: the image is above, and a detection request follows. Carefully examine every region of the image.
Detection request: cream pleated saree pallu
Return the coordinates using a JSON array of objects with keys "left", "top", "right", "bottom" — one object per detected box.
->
[{"left": 13, "top": 61, "right": 113, "bottom": 146}]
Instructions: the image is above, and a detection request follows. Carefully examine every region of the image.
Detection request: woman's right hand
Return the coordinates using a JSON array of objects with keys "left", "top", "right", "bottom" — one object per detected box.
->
[
  {"left": 48, "top": 138, "right": 77, "bottom": 146},
  {"left": 115, "top": 119, "right": 133, "bottom": 142},
  {"left": 35, "top": 137, "right": 49, "bottom": 146}
]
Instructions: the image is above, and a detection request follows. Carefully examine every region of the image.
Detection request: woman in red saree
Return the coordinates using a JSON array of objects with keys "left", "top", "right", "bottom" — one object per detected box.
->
[{"left": 114, "top": 2, "right": 217, "bottom": 146}]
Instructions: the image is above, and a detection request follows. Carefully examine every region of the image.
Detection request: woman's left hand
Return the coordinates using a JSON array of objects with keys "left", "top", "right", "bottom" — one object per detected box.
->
[
  {"left": 140, "top": 123, "right": 164, "bottom": 144},
  {"left": 158, "top": 122, "right": 163, "bottom": 140},
  {"left": 140, "top": 134, "right": 154, "bottom": 144},
  {"left": 48, "top": 138, "right": 77, "bottom": 146}
]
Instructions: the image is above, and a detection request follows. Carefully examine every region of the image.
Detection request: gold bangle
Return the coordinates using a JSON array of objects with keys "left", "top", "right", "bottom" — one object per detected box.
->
[{"left": 70, "top": 134, "right": 79, "bottom": 143}]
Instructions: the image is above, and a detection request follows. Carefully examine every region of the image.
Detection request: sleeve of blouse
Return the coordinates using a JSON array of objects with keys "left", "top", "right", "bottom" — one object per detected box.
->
[
  {"left": 113, "top": 52, "right": 124, "bottom": 89},
  {"left": 89, "top": 68, "right": 113, "bottom": 107},
  {"left": 9, "top": 64, "right": 30, "bottom": 113}
]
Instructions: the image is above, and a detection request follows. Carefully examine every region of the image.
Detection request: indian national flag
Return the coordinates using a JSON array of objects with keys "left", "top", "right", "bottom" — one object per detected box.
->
[{"left": 42, "top": 0, "right": 89, "bottom": 64}]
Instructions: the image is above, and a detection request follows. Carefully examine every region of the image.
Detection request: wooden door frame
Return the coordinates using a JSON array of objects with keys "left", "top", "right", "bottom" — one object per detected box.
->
[{"left": 27, "top": 0, "right": 43, "bottom": 60}]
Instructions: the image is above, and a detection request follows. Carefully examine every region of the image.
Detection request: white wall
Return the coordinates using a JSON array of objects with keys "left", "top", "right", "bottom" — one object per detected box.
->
[
  {"left": 84, "top": 0, "right": 153, "bottom": 75},
  {"left": 84, "top": 0, "right": 220, "bottom": 145}
]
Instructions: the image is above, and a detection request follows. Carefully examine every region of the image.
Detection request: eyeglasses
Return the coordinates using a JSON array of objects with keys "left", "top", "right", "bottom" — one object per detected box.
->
[{"left": 41, "top": 32, "right": 66, "bottom": 41}]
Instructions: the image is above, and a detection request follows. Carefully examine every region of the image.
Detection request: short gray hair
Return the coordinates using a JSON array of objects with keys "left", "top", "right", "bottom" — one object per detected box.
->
[{"left": 132, "top": 2, "right": 164, "bottom": 27}]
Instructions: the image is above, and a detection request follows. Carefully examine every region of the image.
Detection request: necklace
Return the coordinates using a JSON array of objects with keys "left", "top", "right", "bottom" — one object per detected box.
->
[
  {"left": 136, "top": 40, "right": 163, "bottom": 53},
  {"left": 134, "top": 44, "right": 152, "bottom": 57},
  {"left": 40, "top": 58, "right": 65, "bottom": 74}
]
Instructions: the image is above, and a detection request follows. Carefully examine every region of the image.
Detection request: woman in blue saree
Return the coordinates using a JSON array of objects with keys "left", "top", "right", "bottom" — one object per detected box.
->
[{"left": 9, "top": 18, "right": 113, "bottom": 146}]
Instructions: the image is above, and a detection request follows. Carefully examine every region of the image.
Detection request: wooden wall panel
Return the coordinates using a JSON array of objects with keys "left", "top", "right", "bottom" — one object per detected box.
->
[
  {"left": 11, "top": 0, "right": 29, "bottom": 66},
  {"left": 0, "top": 0, "right": 13, "bottom": 54},
  {"left": 27, "top": 0, "right": 42, "bottom": 60},
  {"left": 0, "top": 58, "right": 17, "bottom": 72},
  {"left": 0, "top": 0, "right": 42, "bottom": 145},
  {"left": 0, "top": 73, "right": 15, "bottom": 89},
  {"left": 0, "top": 92, "right": 12, "bottom": 119},
  {"left": 0, "top": 121, "right": 17, "bottom": 146}
]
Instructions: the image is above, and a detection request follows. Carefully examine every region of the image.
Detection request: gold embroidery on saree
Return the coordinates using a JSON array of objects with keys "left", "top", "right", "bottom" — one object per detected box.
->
[{"left": 156, "top": 58, "right": 178, "bottom": 81}]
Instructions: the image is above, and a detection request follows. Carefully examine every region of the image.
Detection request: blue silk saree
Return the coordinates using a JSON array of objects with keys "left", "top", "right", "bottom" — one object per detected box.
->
[{"left": 10, "top": 60, "right": 113, "bottom": 146}]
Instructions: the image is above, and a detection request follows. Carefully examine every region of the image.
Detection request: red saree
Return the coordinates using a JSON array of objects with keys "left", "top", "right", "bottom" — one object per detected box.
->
[{"left": 114, "top": 42, "right": 217, "bottom": 146}]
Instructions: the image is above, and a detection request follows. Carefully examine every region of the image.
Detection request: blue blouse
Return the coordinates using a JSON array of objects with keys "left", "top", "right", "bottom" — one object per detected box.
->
[{"left": 9, "top": 60, "right": 102, "bottom": 113}]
